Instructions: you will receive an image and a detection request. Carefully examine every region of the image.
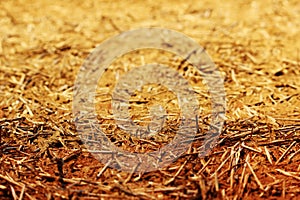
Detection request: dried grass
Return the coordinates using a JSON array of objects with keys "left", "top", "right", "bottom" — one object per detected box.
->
[{"left": 0, "top": 0, "right": 300, "bottom": 199}]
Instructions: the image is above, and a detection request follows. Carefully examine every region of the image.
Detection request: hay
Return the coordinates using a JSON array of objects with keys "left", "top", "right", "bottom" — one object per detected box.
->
[{"left": 0, "top": 0, "right": 299, "bottom": 199}]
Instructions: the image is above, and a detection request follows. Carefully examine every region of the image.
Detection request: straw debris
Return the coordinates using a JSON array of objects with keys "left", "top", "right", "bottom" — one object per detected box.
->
[{"left": 0, "top": 0, "right": 299, "bottom": 199}]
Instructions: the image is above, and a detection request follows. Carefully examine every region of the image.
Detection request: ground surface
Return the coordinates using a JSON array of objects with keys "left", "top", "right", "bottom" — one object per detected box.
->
[{"left": 0, "top": 0, "right": 300, "bottom": 199}]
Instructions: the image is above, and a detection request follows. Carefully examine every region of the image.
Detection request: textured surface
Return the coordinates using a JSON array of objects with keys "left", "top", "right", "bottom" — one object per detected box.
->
[{"left": 0, "top": 0, "right": 300, "bottom": 199}]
